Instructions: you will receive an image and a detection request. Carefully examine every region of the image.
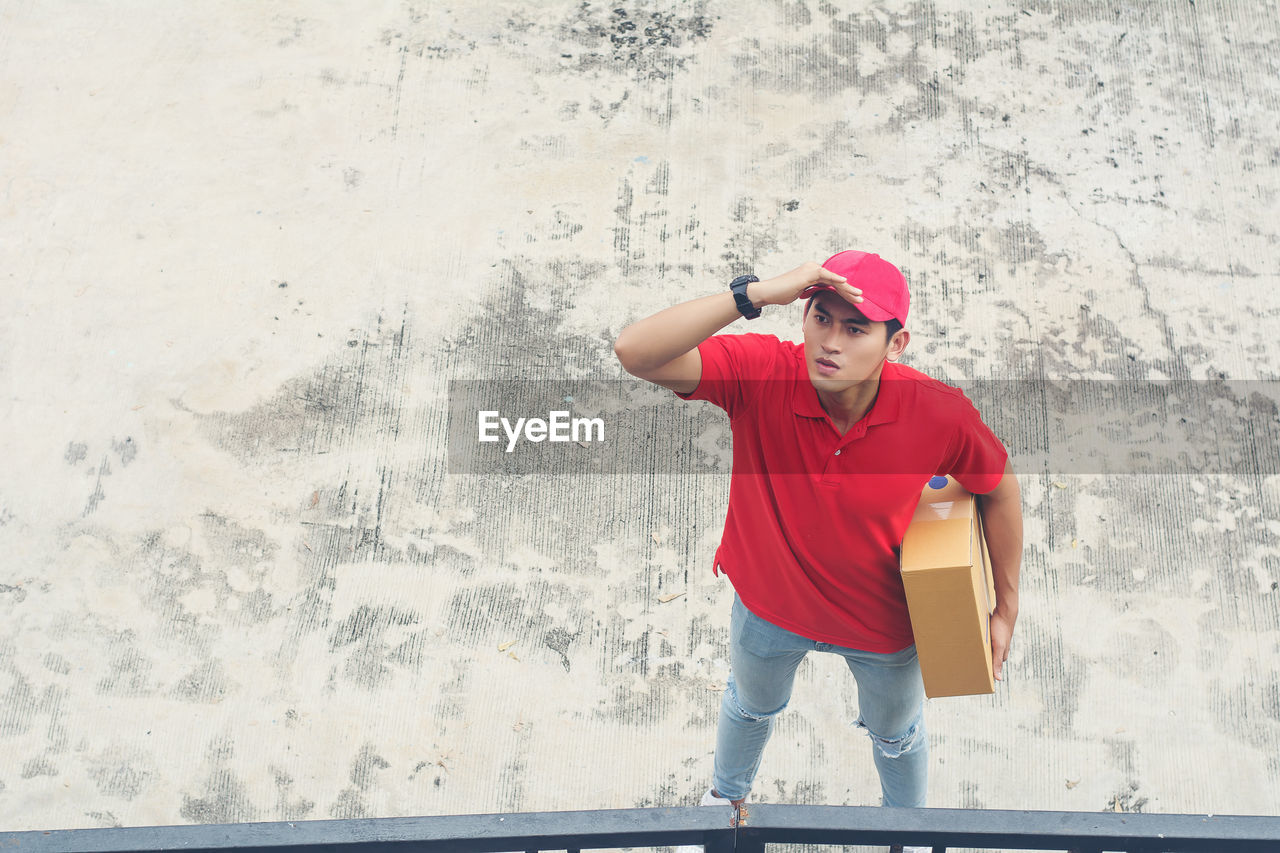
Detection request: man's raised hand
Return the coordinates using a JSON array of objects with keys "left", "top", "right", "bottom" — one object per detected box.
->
[{"left": 750, "top": 261, "right": 863, "bottom": 308}]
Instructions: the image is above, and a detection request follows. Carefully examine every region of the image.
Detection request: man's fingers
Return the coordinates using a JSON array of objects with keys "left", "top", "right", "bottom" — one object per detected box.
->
[
  {"left": 799, "top": 281, "right": 863, "bottom": 302},
  {"left": 992, "top": 638, "right": 1009, "bottom": 682},
  {"left": 826, "top": 270, "right": 858, "bottom": 290},
  {"left": 990, "top": 610, "right": 1014, "bottom": 684}
]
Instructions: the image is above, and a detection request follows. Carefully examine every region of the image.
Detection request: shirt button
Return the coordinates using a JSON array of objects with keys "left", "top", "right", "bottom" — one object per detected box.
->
[{"left": 834, "top": 449, "right": 842, "bottom": 456}]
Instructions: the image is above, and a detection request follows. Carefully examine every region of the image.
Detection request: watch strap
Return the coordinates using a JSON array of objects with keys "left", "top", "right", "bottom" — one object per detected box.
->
[{"left": 730, "top": 275, "right": 761, "bottom": 319}]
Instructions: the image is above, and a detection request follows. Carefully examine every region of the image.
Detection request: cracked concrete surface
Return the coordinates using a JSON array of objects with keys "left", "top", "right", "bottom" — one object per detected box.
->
[{"left": 2, "top": 0, "right": 1279, "bottom": 844}]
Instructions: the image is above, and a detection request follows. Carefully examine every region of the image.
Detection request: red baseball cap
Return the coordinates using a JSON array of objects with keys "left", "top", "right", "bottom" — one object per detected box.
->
[{"left": 803, "top": 250, "right": 909, "bottom": 324}]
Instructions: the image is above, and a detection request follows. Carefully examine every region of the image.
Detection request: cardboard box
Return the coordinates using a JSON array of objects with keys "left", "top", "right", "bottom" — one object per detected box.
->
[{"left": 899, "top": 475, "right": 997, "bottom": 698}]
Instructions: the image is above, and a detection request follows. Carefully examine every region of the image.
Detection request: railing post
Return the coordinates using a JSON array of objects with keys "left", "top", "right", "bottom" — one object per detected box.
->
[{"left": 702, "top": 828, "right": 738, "bottom": 853}]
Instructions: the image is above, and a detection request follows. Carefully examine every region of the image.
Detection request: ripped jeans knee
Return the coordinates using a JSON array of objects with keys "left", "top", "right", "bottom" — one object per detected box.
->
[
  {"left": 724, "top": 676, "right": 790, "bottom": 723},
  {"left": 855, "top": 712, "right": 925, "bottom": 759}
]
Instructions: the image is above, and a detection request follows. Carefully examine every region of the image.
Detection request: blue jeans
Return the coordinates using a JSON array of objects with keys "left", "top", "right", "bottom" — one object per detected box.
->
[{"left": 713, "top": 594, "right": 928, "bottom": 807}]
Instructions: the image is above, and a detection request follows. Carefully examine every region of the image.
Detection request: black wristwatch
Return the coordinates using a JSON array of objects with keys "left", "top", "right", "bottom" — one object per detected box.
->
[{"left": 729, "top": 274, "right": 761, "bottom": 320}]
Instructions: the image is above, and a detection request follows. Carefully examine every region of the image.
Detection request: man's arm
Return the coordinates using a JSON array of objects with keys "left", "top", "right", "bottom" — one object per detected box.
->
[
  {"left": 977, "top": 456, "right": 1022, "bottom": 682},
  {"left": 613, "top": 262, "right": 860, "bottom": 394}
]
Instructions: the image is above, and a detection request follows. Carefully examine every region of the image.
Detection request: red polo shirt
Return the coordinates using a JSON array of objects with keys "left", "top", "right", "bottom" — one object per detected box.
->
[{"left": 677, "top": 333, "right": 1009, "bottom": 653}]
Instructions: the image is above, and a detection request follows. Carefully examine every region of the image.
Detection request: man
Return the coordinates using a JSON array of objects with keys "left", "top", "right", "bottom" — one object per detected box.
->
[{"left": 613, "top": 252, "right": 1023, "bottom": 853}]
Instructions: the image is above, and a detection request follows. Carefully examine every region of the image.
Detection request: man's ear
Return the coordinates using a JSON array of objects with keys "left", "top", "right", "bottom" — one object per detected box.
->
[{"left": 888, "top": 328, "right": 910, "bottom": 361}]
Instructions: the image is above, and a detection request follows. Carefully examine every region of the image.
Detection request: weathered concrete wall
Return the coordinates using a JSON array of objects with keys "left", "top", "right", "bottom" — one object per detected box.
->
[{"left": 2, "top": 0, "right": 1278, "bottom": 838}]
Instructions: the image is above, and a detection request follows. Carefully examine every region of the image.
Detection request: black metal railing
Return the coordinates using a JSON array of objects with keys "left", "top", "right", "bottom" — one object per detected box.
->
[{"left": 5, "top": 804, "right": 1280, "bottom": 852}]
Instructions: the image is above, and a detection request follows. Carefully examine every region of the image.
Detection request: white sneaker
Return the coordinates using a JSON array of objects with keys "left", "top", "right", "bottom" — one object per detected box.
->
[
  {"left": 699, "top": 787, "right": 739, "bottom": 808},
  {"left": 672, "top": 788, "right": 741, "bottom": 852},
  {"left": 889, "top": 845, "right": 933, "bottom": 853}
]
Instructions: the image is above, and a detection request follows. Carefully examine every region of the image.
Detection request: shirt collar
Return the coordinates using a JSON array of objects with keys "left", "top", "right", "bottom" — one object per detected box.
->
[{"left": 792, "top": 358, "right": 903, "bottom": 427}]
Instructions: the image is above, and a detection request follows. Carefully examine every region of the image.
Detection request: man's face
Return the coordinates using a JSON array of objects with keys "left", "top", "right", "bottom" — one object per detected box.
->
[{"left": 802, "top": 291, "right": 905, "bottom": 391}]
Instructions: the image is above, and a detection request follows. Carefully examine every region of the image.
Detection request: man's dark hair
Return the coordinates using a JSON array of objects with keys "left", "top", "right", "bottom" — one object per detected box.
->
[{"left": 806, "top": 295, "right": 904, "bottom": 342}]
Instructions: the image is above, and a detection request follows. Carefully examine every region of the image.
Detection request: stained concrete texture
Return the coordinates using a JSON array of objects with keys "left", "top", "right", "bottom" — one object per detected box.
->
[{"left": 2, "top": 0, "right": 1279, "bottom": 845}]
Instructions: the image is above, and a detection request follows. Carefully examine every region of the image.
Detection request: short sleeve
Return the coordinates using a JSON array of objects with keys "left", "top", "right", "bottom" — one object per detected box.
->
[
  {"left": 674, "top": 333, "right": 780, "bottom": 419},
  {"left": 939, "top": 390, "right": 1009, "bottom": 494}
]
